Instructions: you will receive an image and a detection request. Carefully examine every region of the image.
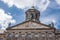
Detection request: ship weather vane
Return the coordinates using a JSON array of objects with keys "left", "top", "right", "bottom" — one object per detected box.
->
[{"left": 32, "top": 0, "right": 37, "bottom": 8}]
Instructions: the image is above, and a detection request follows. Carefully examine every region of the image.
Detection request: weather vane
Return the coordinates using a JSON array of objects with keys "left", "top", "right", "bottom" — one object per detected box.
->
[{"left": 32, "top": 0, "right": 36, "bottom": 8}]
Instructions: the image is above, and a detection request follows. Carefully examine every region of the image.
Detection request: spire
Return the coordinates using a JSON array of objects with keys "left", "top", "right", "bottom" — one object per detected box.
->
[{"left": 31, "top": 0, "right": 35, "bottom": 9}]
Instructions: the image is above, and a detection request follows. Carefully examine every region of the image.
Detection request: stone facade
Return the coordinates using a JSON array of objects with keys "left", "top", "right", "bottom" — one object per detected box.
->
[{"left": 0, "top": 6, "right": 60, "bottom": 40}]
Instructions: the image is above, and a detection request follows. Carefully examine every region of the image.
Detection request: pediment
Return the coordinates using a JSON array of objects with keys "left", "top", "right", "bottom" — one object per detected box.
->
[{"left": 7, "top": 21, "right": 53, "bottom": 30}]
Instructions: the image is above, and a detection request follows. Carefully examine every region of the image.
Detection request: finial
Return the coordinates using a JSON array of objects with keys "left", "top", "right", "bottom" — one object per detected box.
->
[
  {"left": 32, "top": 6, "right": 35, "bottom": 9},
  {"left": 33, "top": 0, "right": 35, "bottom": 6},
  {"left": 31, "top": 0, "right": 35, "bottom": 9}
]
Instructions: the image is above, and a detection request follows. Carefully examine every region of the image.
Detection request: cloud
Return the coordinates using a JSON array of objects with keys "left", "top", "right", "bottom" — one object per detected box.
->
[
  {"left": 41, "top": 17, "right": 56, "bottom": 24},
  {"left": 0, "top": 9, "right": 16, "bottom": 29},
  {"left": 1, "top": 0, "right": 14, "bottom": 7},
  {"left": 55, "top": 0, "right": 60, "bottom": 5},
  {"left": 46, "top": 0, "right": 60, "bottom": 9},
  {"left": 41, "top": 13, "right": 59, "bottom": 28},
  {"left": 37, "top": 0, "right": 50, "bottom": 11},
  {"left": 1, "top": 0, "right": 37, "bottom": 8},
  {"left": 1, "top": 0, "right": 50, "bottom": 12},
  {"left": 41, "top": 17, "right": 58, "bottom": 28},
  {"left": 40, "top": 14, "right": 60, "bottom": 29}
]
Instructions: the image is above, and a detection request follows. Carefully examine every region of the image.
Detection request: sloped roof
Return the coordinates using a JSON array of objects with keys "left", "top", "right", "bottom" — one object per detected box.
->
[
  {"left": 6, "top": 20, "right": 55, "bottom": 30},
  {"left": 0, "top": 29, "right": 5, "bottom": 33}
]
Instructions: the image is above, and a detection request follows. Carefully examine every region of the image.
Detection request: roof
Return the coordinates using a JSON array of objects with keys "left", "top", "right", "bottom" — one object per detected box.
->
[
  {"left": 0, "top": 29, "right": 5, "bottom": 33},
  {"left": 25, "top": 6, "right": 40, "bottom": 14},
  {"left": 6, "top": 20, "right": 55, "bottom": 30}
]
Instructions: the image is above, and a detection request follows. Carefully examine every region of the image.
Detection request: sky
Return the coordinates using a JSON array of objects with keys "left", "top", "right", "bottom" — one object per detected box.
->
[{"left": 0, "top": 0, "right": 60, "bottom": 29}]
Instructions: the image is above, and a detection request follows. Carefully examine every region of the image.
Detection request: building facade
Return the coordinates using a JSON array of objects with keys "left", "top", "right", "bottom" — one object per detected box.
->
[{"left": 0, "top": 6, "right": 60, "bottom": 40}]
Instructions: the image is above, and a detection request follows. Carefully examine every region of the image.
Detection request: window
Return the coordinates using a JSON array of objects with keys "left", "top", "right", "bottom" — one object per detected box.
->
[
  {"left": 7, "top": 33, "right": 15, "bottom": 40},
  {"left": 19, "top": 34, "right": 26, "bottom": 40},
  {"left": 47, "top": 32, "right": 54, "bottom": 40},
  {"left": 7, "top": 33, "right": 12, "bottom": 40},
  {"left": 41, "top": 33, "right": 46, "bottom": 40},
  {"left": 26, "top": 33, "right": 32, "bottom": 40},
  {"left": 31, "top": 14, "right": 33, "bottom": 19},
  {"left": 7, "top": 33, "right": 12, "bottom": 37},
  {"left": 14, "top": 33, "right": 19, "bottom": 40},
  {"left": 34, "top": 33, "right": 39, "bottom": 40},
  {"left": 19, "top": 34, "right": 22, "bottom": 40},
  {"left": 56, "top": 36, "right": 58, "bottom": 40},
  {"left": 36, "top": 14, "right": 38, "bottom": 19},
  {"left": 15, "top": 33, "right": 19, "bottom": 38}
]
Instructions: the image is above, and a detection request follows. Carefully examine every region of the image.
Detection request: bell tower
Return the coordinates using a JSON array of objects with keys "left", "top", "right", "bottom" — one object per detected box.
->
[{"left": 25, "top": 6, "right": 40, "bottom": 22}]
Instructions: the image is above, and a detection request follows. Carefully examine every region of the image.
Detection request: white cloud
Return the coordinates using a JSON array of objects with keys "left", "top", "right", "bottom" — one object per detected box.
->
[
  {"left": 0, "top": 9, "right": 16, "bottom": 29},
  {"left": 37, "top": 0, "right": 50, "bottom": 11},
  {"left": 40, "top": 15, "right": 58, "bottom": 28},
  {"left": 1, "top": 0, "right": 14, "bottom": 7},
  {"left": 55, "top": 0, "right": 60, "bottom": 5},
  {"left": 1, "top": 0, "right": 37, "bottom": 8},
  {"left": 40, "top": 10, "right": 60, "bottom": 29},
  {"left": 47, "top": 0, "right": 60, "bottom": 9},
  {"left": 1, "top": 0, "right": 50, "bottom": 12},
  {"left": 41, "top": 17, "right": 58, "bottom": 28},
  {"left": 41, "top": 17, "right": 56, "bottom": 24}
]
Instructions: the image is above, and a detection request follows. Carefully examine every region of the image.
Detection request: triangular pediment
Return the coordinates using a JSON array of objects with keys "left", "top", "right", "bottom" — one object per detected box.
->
[{"left": 7, "top": 21, "right": 53, "bottom": 30}]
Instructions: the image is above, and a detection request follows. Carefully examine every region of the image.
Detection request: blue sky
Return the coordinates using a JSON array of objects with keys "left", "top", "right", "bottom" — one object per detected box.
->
[{"left": 0, "top": 0, "right": 60, "bottom": 29}]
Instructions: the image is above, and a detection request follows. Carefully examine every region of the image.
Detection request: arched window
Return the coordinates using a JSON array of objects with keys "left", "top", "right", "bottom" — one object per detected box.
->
[
  {"left": 19, "top": 34, "right": 26, "bottom": 40},
  {"left": 41, "top": 32, "right": 46, "bottom": 40},
  {"left": 47, "top": 32, "right": 54, "bottom": 40},
  {"left": 26, "top": 33, "right": 32, "bottom": 40},
  {"left": 14, "top": 33, "right": 19, "bottom": 40},
  {"left": 34, "top": 33, "right": 39, "bottom": 40},
  {"left": 30, "top": 14, "right": 33, "bottom": 20},
  {"left": 19, "top": 34, "right": 22, "bottom": 40},
  {"left": 7, "top": 32, "right": 16, "bottom": 40},
  {"left": 36, "top": 14, "right": 38, "bottom": 19},
  {"left": 7, "top": 33, "right": 12, "bottom": 40}
]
